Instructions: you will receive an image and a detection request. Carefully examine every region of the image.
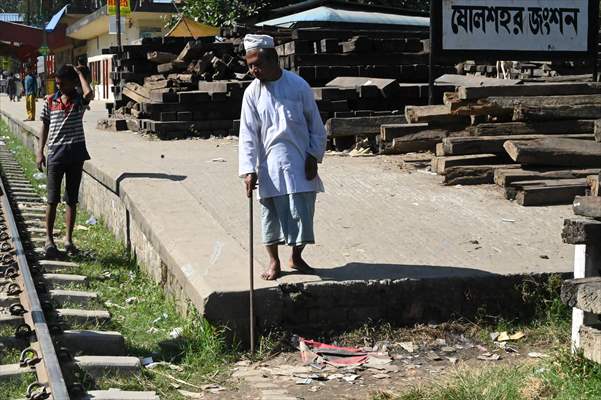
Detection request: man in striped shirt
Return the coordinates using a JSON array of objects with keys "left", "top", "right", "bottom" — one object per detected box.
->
[{"left": 37, "top": 65, "right": 94, "bottom": 258}]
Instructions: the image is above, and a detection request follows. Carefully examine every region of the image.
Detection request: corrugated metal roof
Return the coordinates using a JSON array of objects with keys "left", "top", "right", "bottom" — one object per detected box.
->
[
  {"left": 256, "top": 6, "right": 429, "bottom": 28},
  {"left": 0, "top": 13, "right": 23, "bottom": 23},
  {"left": 45, "top": 5, "right": 68, "bottom": 31}
]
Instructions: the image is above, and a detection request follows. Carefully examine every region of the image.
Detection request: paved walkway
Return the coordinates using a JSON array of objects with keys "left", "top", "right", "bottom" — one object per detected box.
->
[{"left": 0, "top": 95, "right": 574, "bottom": 329}]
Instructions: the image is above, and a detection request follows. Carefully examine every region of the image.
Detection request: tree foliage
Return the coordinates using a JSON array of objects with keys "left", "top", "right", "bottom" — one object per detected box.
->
[{"left": 181, "top": 0, "right": 269, "bottom": 27}]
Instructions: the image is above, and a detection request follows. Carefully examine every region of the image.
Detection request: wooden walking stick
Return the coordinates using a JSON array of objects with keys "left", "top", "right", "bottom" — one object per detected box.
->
[{"left": 249, "top": 194, "right": 255, "bottom": 354}]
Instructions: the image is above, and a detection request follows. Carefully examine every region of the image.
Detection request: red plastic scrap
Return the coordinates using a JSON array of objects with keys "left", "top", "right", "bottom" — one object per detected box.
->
[{"left": 299, "top": 338, "right": 368, "bottom": 367}]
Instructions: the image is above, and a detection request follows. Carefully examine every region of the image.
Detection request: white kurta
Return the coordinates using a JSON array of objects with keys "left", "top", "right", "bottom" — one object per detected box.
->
[{"left": 238, "top": 70, "right": 327, "bottom": 199}]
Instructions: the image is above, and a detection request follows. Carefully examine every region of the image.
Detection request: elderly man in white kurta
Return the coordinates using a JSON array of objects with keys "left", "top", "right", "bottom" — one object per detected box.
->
[{"left": 238, "top": 34, "right": 327, "bottom": 281}]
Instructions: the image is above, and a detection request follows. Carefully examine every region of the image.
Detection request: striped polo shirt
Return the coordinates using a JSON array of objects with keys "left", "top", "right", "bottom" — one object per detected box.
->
[{"left": 40, "top": 91, "right": 90, "bottom": 165}]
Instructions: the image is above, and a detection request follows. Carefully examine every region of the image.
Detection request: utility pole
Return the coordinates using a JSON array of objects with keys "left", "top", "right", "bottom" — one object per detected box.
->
[{"left": 116, "top": 0, "right": 122, "bottom": 53}]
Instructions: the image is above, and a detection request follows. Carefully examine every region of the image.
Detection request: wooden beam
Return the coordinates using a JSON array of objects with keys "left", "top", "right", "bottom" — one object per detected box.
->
[
  {"left": 573, "top": 196, "right": 601, "bottom": 219},
  {"left": 515, "top": 104, "right": 601, "bottom": 121},
  {"left": 562, "top": 277, "right": 601, "bottom": 314},
  {"left": 578, "top": 325, "right": 601, "bottom": 364},
  {"left": 504, "top": 138, "right": 601, "bottom": 167},
  {"left": 433, "top": 154, "right": 510, "bottom": 175},
  {"left": 458, "top": 82, "right": 601, "bottom": 100},
  {"left": 445, "top": 134, "right": 592, "bottom": 156},
  {"left": 469, "top": 120, "right": 594, "bottom": 137},
  {"left": 405, "top": 105, "right": 469, "bottom": 124},
  {"left": 443, "top": 164, "right": 520, "bottom": 185},
  {"left": 588, "top": 174, "right": 600, "bottom": 196},
  {"left": 325, "top": 116, "right": 406, "bottom": 138},
  {"left": 494, "top": 168, "right": 601, "bottom": 187},
  {"left": 562, "top": 217, "right": 601, "bottom": 244},
  {"left": 506, "top": 179, "right": 587, "bottom": 205}
]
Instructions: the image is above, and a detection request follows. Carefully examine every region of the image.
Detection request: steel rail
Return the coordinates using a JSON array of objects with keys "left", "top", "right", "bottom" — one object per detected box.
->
[{"left": 0, "top": 170, "right": 70, "bottom": 399}]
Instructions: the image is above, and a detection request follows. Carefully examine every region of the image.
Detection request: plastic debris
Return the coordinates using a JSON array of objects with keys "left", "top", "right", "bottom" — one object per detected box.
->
[
  {"left": 86, "top": 216, "right": 97, "bottom": 225},
  {"left": 447, "top": 357, "right": 458, "bottom": 364},
  {"left": 296, "top": 378, "right": 312, "bottom": 385},
  {"left": 502, "top": 218, "right": 516, "bottom": 223},
  {"left": 33, "top": 172, "right": 44, "bottom": 180},
  {"left": 343, "top": 374, "right": 359, "bottom": 382},
  {"left": 296, "top": 337, "right": 368, "bottom": 367},
  {"left": 170, "top": 327, "right": 184, "bottom": 339},
  {"left": 142, "top": 356, "right": 154, "bottom": 366},
  {"left": 399, "top": 342, "right": 416, "bottom": 353},
  {"left": 125, "top": 297, "right": 138, "bottom": 305},
  {"left": 478, "top": 353, "right": 501, "bottom": 361}
]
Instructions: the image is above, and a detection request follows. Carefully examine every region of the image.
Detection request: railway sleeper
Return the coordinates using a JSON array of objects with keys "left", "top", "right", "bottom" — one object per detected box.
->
[
  {"left": 72, "top": 356, "right": 141, "bottom": 378},
  {"left": 83, "top": 390, "right": 160, "bottom": 400},
  {"left": 0, "top": 330, "right": 126, "bottom": 356},
  {"left": 0, "top": 363, "right": 34, "bottom": 380}
]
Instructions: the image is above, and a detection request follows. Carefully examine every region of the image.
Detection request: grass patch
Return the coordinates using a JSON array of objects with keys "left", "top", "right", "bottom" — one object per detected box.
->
[
  {"left": 0, "top": 120, "right": 239, "bottom": 399},
  {"left": 376, "top": 350, "right": 601, "bottom": 400},
  {"left": 0, "top": 374, "right": 37, "bottom": 400}
]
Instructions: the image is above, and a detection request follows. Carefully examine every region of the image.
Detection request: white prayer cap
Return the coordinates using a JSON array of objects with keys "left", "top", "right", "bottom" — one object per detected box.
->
[{"left": 243, "top": 34, "right": 275, "bottom": 52}]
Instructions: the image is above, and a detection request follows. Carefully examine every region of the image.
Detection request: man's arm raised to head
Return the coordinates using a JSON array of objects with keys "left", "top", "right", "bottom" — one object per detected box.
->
[{"left": 76, "top": 67, "right": 94, "bottom": 102}]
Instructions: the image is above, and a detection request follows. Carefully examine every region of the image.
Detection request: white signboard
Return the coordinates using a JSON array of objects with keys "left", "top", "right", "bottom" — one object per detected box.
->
[{"left": 441, "top": 0, "right": 589, "bottom": 52}]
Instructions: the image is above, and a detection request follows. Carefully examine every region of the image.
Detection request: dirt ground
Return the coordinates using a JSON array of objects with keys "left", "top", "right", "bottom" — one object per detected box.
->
[{"left": 202, "top": 324, "right": 551, "bottom": 400}]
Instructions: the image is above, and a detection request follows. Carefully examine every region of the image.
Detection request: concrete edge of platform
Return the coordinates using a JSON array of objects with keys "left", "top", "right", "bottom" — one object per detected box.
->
[{"left": 0, "top": 110, "right": 571, "bottom": 340}]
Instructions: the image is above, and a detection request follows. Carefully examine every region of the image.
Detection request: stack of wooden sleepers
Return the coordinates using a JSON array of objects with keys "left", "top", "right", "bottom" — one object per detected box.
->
[
  {"left": 380, "top": 75, "right": 601, "bottom": 207},
  {"left": 456, "top": 60, "right": 591, "bottom": 81},
  {"left": 104, "top": 35, "right": 258, "bottom": 138},
  {"left": 274, "top": 28, "right": 454, "bottom": 87}
]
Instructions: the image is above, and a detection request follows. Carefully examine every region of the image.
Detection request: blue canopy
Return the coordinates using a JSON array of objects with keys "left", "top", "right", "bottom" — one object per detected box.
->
[
  {"left": 256, "top": 6, "right": 429, "bottom": 28},
  {"left": 45, "top": 5, "right": 68, "bottom": 32}
]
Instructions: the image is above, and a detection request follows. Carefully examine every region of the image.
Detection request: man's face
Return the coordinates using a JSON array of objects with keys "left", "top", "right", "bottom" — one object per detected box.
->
[
  {"left": 56, "top": 77, "right": 76, "bottom": 94},
  {"left": 245, "top": 50, "right": 268, "bottom": 81}
]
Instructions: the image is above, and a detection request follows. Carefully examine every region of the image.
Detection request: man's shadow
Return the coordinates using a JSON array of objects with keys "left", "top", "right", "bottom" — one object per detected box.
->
[
  {"left": 115, "top": 172, "right": 187, "bottom": 193},
  {"left": 279, "top": 262, "right": 495, "bottom": 281}
]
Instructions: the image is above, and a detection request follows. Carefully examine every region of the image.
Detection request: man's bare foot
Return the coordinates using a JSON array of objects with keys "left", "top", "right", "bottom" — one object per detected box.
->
[
  {"left": 261, "top": 260, "right": 281, "bottom": 281},
  {"left": 290, "top": 256, "right": 316, "bottom": 274}
]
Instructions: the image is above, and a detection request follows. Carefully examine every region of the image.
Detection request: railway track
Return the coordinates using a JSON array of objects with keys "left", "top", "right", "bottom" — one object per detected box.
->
[{"left": 0, "top": 144, "right": 159, "bottom": 399}]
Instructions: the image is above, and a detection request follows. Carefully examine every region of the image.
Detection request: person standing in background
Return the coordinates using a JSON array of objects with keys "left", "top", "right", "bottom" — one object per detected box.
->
[
  {"left": 24, "top": 65, "right": 38, "bottom": 121},
  {"left": 7, "top": 74, "right": 16, "bottom": 101}
]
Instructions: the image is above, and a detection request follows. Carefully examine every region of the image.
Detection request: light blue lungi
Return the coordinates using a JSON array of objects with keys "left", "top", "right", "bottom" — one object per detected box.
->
[{"left": 260, "top": 192, "right": 317, "bottom": 246}]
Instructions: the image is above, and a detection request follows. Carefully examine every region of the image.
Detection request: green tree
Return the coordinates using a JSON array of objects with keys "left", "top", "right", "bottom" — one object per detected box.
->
[{"left": 181, "top": 0, "right": 270, "bottom": 26}]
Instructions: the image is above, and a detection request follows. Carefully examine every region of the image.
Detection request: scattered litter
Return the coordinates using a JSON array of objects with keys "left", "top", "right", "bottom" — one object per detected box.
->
[
  {"left": 100, "top": 271, "right": 112, "bottom": 279},
  {"left": 476, "top": 345, "right": 488, "bottom": 352},
  {"left": 399, "top": 342, "right": 416, "bottom": 353},
  {"left": 327, "top": 373, "right": 344, "bottom": 380},
  {"left": 235, "top": 360, "right": 251, "bottom": 367},
  {"left": 441, "top": 346, "right": 456, "bottom": 354},
  {"left": 342, "top": 374, "right": 359, "bottom": 382},
  {"left": 33, "top": 172, "right": 44, "bottom": 180},
  {"left": 497, "top": 332, "right": 510, "bottom": 342},
  {"left": 497, "top": 342, "right": 519, "bottom": 353},
  {"left": 142, "top": 356, "right": 154, "bottom": 366},
  {"left": 510, "top": 331, "right": 525, "bottom": 341},
  {"left": 502, "top": 218, "right": 516, "bottom": 223},
  {"left": 446, "top": 357, "right": 458, "bottom": 365},
  {"left": 209, "top": 158, "right": 226, "bottom": 162},
  {"left": 296, "top": 378, "right": 312, "bottom": 385},
  {"left": 170, "top": 327, "right": 184, "bottom": 339},
  {"left": 201, "top": 384, "right": 225, "bottom": 393},
  {"left": 308, "top": 386, "right": 320, "bottom": 392},
  {"left": 146, "top": 361, "right": 184, "bottom": 372},
  {"left": 478, "top": 353, "right": 501, "bottom": 361},
  {"left": 86, "top": 216, "right": 97, "bottom": 225},
  {"left": 37, "top": 184, "right": 46, "bottom": 190},
  {"left": 125, "top": 296, "right": 138, "bottom": 304},
  {"left": 364, "top": 355, "right": 393, "bottom": 369},
  {"left": 152, "top": 312, "right": 169, "bottom": 325},
  {"left": 296, "top": 337, "right": 368, "bottom": 367},
  {"left": 528, "top": 352, "right": 548, "bottom": 359},
  {"left": 177, "top": 390, "right": 203, "bottom": 399},
  {"left": 490, "top": 332, "right": 500, "bottom": 341},
  {"left": 146, "top": 327, "right": 159, "bottom": 334},
  {"left": 104, "top": 300, "right": 125, "bottom": 309},
  {"left": 74, "top": 224, "right": 89, "bottom": 231},
  {"left": 373, "top": 373, "right": 390, "bottom": 379},
  {"left": 435, "top": 338, "right": 447, "bottom": 346}
]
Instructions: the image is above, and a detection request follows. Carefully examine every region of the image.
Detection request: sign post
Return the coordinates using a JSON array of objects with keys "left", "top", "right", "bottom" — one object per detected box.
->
[
  {"left": 430, "top": 0, "right": 600, "bottom": 82},
  {"left": 107, "top": 0, "right": 130, "bottom": 53}
]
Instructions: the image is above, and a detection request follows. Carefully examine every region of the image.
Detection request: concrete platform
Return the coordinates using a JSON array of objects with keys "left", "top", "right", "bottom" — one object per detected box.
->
[{"left": 0, "top": 95, "right": 574, "bottom": 336}]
